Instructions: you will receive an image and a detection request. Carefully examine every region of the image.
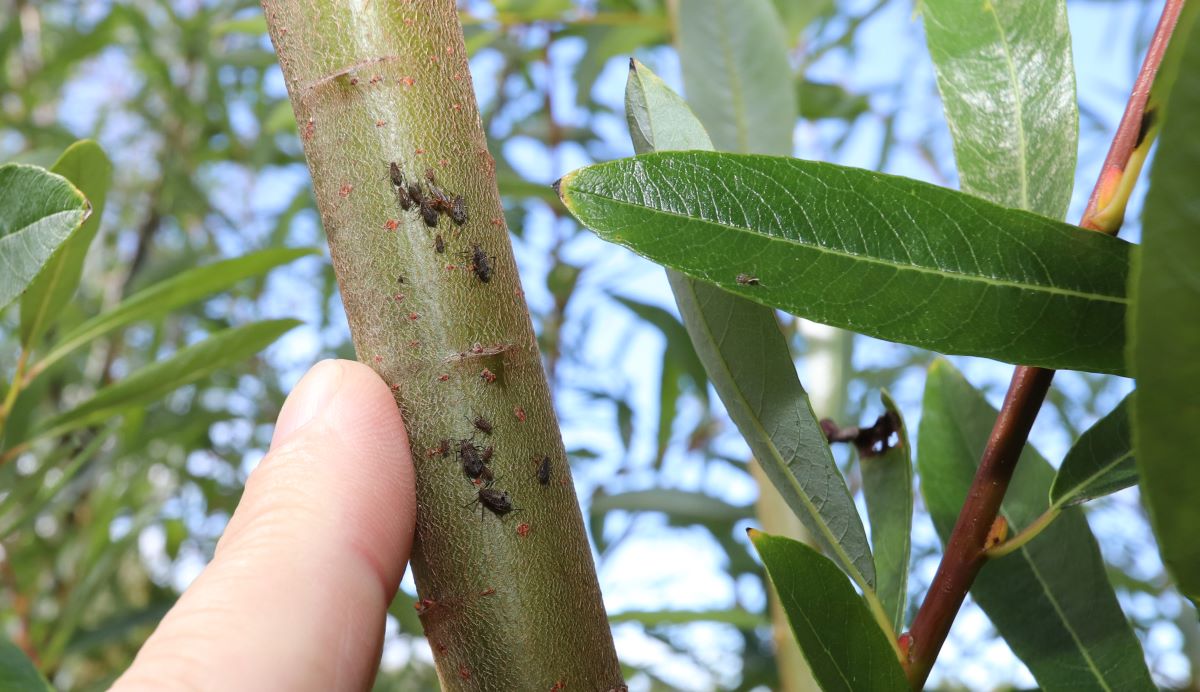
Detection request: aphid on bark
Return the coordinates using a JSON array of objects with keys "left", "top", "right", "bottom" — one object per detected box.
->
[
  {"left": 536, "top": 456, "right": 551, "bottom": 485},
  {"left": 420, "top": 197, "right": 440, "bottom": 227},
  {"left": 388, "top": 161, "right": 404, "bottom": 187},
  {"left": 436, "top": 438, "right": 451, "bottom": 458},
  {"left": 468, "top": 485, "right": 517, "bottom": 519},
  {"left": 473, "top": 416, "right": 493, "bottom": 435},
  {"left": 449, "top": 195, "right": 468, "bottom": 225},
  {"left": 736, "top": 273, "right": 760, "bottom": 286},
  {"left": 468, "top": 243, "right": 493, "bottom": 283},
  {"left": 481, "top": 445, "right": 494, "bottom": 463},
  {"left": 435, "top": 233, "right": 445, "bottom": 253},
  {"left": 396, "top": 185, "right": 414, "bottom": 211},
  {"left": 458, "top": 440, "right": 492, "bottom": 481}
]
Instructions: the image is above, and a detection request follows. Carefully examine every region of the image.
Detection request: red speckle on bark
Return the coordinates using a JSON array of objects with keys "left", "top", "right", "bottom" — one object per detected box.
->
[
  {"left": 384, "top": 219, "right": 399, "bottom": 230},
  {"left": 415, "top": 147, "right": 425, "bottom": 155},
  {"left": 480, "top": 368, "right": 497, "bottom": 384},
  {"left": 375, "top": 119, "right": 386, "bottom": 127},
  {"left": 408, "top": 312, "right": 420, "bottom": 321},
  {"left": 394, "top": 293, "right": 405, "bottom": 302},
  {"left": 400, "top": 76, "right": 415, "bottom": 87},
  {"left": 516, "top": 523, "right": 531, "bottom": 537},
  {"left": 338, "top": 182, "right": 353, "bottom": 197},
  {"left": 458, "top": 665, "right": 470, "bottom": 680},
  {"left": 514, "top": 406, "right": 527, "bottom": 422},
  {"left": 374, "top": 355, "right": 382, "bottom": 363},
  {"left": 438, "top": 373, "right": 450, "bottom": 382},
  {"left": 480, "top": 587, "right": 496, "bottom": 597},
  {"left": 301, "top": 117, "right": 314, "bottom": 141}
]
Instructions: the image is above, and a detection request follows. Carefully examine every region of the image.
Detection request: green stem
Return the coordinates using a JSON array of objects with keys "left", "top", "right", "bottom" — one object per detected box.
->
[
  {"left": 983, "top": 507, "right": 1062, "bottom": 560},
  {"left": 261, "top": 2, "right": 620, "bottom": 688}
]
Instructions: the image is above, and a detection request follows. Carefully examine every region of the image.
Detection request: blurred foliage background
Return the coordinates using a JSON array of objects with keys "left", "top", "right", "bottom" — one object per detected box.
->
[{"left": 1, "top": 0, "right": 1194, "bottom": 689}]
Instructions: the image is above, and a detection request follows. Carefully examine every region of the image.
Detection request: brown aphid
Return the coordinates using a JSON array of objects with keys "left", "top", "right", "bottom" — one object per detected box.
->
[
  {"left": 473, "top": 416, "right": 493, "bottom": 435},
  {"left": 435, "top": 233, "right": 445, "bottom": 253},
  {"left": 481, "top": 445, "right": 494, "bottom": 463},
  {"left": 469, "top": 243, "right": 493, "bottom": 283},
  {"left": 436, "top": 438, "right": 451, "bottom": 458},
  {"left": 458, "top": 440, "right": 492, "bottom": 481},
  {"left": 449, "top": 195, "right": 468, "bottom": 225},
  {"left": 536, "top": 456, "right": 551, "bottom": 485},
  {"left": 420, "top": 197, "right": 440, "bottom": 227},
  {"left": 396, "top": 184, "right": 414, "bottom": 211},
  {"left": 388, "top": 161, "right": 404, "bottom": 187},
  {"left": 736, "top": 273, "right": 760, "bottom": 286},
  {"left": 470, "top": 486, "right": 517, "bottom": 519}
]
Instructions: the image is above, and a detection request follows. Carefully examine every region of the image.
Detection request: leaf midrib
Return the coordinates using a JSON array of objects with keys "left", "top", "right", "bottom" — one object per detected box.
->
[
  {"left": 985, "top": 1, "right": 1031, "bottom": 211},
  {"left": 1052, "top": 449, "right": 1135, "bottom": 508},
  {"left": 569, "top": 187, "right": 1127, "bottom": 306}
]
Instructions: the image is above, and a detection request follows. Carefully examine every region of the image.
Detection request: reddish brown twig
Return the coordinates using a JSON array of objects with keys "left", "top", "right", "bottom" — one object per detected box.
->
[{"left": 904, "top": 1, "right": 1186, "bottom": 687}]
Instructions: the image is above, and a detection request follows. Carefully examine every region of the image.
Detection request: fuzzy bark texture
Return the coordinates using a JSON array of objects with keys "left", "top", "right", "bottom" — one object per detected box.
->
[{"left": 261, "top": 1, "right": 623, "bottom": 688}]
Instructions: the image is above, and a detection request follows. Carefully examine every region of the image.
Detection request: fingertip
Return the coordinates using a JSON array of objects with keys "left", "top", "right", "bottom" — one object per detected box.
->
[{"left": 117, "top": 359, "right": 416, "bottom": 691}]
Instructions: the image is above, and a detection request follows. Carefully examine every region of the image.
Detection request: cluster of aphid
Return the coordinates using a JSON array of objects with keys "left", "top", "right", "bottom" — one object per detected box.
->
[
  {"left": 389, "top": 162, "right": 467, "bottom": 228},
  {"left": 443, "top": 415, "right": 553, "bottom": 520},
  {"left": 388, "top": 162, "right": 493, "bottom": 284}
]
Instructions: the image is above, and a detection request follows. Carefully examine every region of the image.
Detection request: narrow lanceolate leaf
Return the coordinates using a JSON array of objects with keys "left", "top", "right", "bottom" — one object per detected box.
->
[
  {"left": 921, "top": 0, "right": 1077, "bottom": 220},
  {"left": 27, "top": 319, "right": 300, "bottom": 444},
  {"left": 920, "top": 359, "right": 1154, "bottom": 691},
  {"left": 672, "top": 0, "right": 796, "bottom": 155},
  {"left": 859, "top": 391, "right": 912, "bottom": 634},
  {"left": 558, "top": 151, "right": 1132, "bottom": 375},
  {"left": 30, "top": 247, "right": 318, "bottom": 381},
  {"left": 1050, "top": 394, "right": 1136, "bottom": 508},
  {"left": 749, "top": 531, "right": 907, "bottom": 692},
  {"left": 0, "top": 164, "right": 89, "bottom": 311},
  {"left": 626, "top": 60, "right": 876, "bottom": 590},
  {"left": 20, "top": 140, "right": 113, "bottom": 347},
  {"left": 0, "top": 637, "right": 52, "bottom": 692},
  {"left": 1131, "top": 7, "right": 1200, "bottom": 604}
]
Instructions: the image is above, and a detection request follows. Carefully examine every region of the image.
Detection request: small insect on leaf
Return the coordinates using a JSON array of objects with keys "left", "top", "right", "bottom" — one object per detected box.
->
[
  {"left": 536, "top": 456, "right": 551, "bottom": 485},
  {"left": 389, "top": 161, "right": 404, "bottom": 187},
  {"left": 735, "top": 273, "right": 760, "bottom": 286},
  {"left": 435, "top": 233, "right": 445, "bottom": 253},
  {"left": 473, "top": 416, "right": 493, "bottom": 435}
]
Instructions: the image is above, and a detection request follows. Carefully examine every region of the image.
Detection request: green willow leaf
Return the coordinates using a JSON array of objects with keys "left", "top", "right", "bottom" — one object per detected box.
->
[
  {"left": 0, "top": 163, "right": 89, "bottom": 311},
  {"left": 672, "top": 0, "right": 795, "bottom": 155},
  {"left": 609, "top": 608, "right": 768, "bottom": 629},
  {"left": 859, "top": 391, "right": 913, "bottom": 634},
  {"left": 749, "top": 530, "right": 907, "bottom": 692},
  {"left": 1131, "top": 6, "right": 1200, "bottom": 604},
  {"left": 590, "top": 488, "right": 752, "bottom": 525},
  {"left": 30, "top": 247, "right": 318, "bottom": 381},
  {"left": 558, "top": 151, "right": 1132, "bottom": 375},
  {"left": 919, "top": 359, "right": 1153, "bottom": 690},
  {"left": 1049, "top": 394, "right": 1136, "bottom": 507},
  {"left": 0, "top": 638, "right": 51, "bottom": 692},
  {"left": 20, "top": 140, "right": 113, "bottom": 348},
  {"left": 626, "top": 60, "right": 877, "bottom": 592},
  {"left": 921, "top": 0, "right": 1077, "bottom": 219},
  {"left": 27, "top": 319, "right": 301, "bottom": 445}
]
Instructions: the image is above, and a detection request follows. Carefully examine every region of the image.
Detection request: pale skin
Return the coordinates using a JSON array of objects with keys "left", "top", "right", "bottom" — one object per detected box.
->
[{"left": 113, "top": 359, "right": 417, "bottom": 691}]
